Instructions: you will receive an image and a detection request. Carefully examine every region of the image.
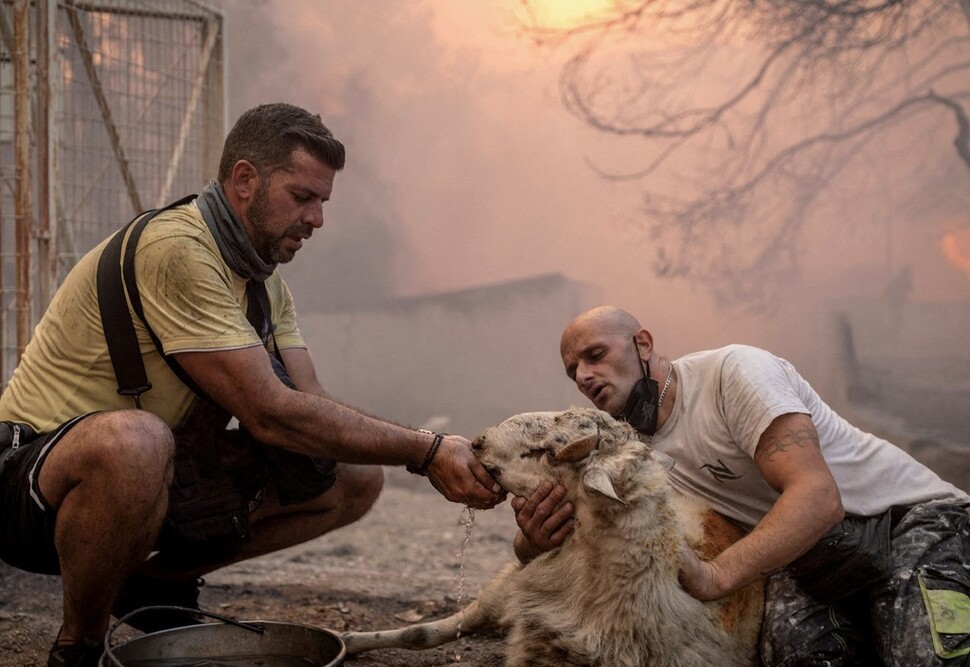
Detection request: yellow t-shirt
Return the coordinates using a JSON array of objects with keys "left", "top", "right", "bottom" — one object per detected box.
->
[{"left": 0, "top": 201, "right": 305, "bottom": 432}]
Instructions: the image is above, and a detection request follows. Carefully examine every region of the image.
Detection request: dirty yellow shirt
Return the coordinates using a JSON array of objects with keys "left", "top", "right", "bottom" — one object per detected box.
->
[{"left": 0, "top": 201, "right": 305, "bottom": 432}]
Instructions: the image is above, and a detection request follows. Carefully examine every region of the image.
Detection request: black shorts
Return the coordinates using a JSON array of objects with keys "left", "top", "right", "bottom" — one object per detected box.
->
[
  {"left": 0, "top": 412, "right": 340, "bottom": 575},
  {"left": 0, "top": 415, "right": 89, "bottom": 575}
]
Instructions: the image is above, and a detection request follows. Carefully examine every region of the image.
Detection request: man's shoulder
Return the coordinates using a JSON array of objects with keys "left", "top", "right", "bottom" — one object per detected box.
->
[
  {"left": 677, "top": 345, "right": 802, "bottom": 396},
  {"left": 677, "top": 344, "right": 764, "bottom": 368},
  {"left": 136, "top": 201, "right": 209, "bottom": 245},
  {"left": 134, "top": 201, "right": 222, "bottom": 269},
  {"left": 720, "top": 344, "right": 783, "bottom": 367},
  {"left": 679, "top": 344, "right": 781, "bottom": 368}
]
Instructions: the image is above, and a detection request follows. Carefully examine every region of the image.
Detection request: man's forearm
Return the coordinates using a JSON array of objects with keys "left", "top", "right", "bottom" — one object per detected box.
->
[
  {"left": 693, "top": 411, "right": 846, "bottom": 599},
  {"left": 705, "top": 481, "right": 843, "bottom": 597},
  {"left": 251, "top": 387, "right": 432, "bottom": 467},
  {"left": 176, "top": 345, "right": 439, "bottom": 469}
]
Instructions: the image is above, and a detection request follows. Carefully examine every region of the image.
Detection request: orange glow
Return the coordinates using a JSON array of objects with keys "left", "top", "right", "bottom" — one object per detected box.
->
[
  {"left": 521, "top": 0, "right": 623, "bottom": 29},
  {"left": 941, "top": 228, "right": 970, "bottom": 280}
]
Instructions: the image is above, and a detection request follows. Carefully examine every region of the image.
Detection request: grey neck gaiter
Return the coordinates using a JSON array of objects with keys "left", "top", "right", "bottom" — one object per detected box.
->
[{"left": 196, "top": 179, "right": 276, "bottom": 282}]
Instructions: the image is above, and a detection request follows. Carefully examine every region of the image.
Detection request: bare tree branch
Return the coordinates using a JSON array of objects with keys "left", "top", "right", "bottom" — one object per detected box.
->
[
  {"left": 929, "top": 91, "right": 970, "bottom": 171},
  {"left": 522, "top": 0, "right": 970, "bottom": 308}
]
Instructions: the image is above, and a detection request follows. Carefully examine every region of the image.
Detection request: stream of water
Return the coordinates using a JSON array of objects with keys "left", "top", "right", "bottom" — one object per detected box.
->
[{"left": 451, "top": 506, "right": 476, "bottom": 664}]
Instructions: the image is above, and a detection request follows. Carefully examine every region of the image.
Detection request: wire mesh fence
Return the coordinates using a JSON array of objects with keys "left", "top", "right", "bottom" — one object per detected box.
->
[{"left": 0, "top": 0, "right": 224, "bottom": 385}]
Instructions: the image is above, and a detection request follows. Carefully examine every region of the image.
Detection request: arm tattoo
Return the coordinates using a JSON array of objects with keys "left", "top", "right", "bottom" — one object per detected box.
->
[{"left": 755, "top": 426, "right": 819, "bottom": 464}]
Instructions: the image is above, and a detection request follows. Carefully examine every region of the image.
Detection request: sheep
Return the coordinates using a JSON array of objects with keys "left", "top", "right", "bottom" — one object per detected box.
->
[{"left": 342, "top": 407, "right": 764, "bottom": 666}]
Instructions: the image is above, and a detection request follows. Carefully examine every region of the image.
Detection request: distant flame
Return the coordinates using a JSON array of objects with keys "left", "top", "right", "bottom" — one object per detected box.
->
[{"left": 941, "top": 228, "right": 970, "bottom": 280}]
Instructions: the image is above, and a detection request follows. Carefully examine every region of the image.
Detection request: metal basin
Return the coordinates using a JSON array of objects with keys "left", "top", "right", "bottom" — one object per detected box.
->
[{"left": 100, "top": 612, "right": 345, "bottom": 667}]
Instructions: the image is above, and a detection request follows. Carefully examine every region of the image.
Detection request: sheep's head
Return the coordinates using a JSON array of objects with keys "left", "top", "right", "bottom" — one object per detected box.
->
[{"left": 472, "top": 407, "right": 671, "bottom": 505}]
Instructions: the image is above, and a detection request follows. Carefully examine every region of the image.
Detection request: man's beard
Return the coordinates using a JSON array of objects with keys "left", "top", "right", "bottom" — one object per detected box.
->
[{"left": 247, "top": 185, "right": 307, "bottom": 264}]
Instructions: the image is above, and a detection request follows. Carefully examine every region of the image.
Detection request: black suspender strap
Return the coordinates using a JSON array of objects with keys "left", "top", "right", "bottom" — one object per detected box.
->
[
  {"left": 97, "top": 194, "right": 197, "bottom": 407},
  {"left": 120, "top": 197, "right": 208, "bottom": 398},
  {"left": 98, "top": 195, "right": 195, "bottom": 408},
  {"left": 98, "top": 194, "right": 280, "bottom": 409},
  {"left": 98, "top": 223, "right": 151, "bottom": 406}
]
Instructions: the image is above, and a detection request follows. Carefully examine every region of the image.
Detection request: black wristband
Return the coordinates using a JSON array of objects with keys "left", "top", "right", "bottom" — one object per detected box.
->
[{"left": 407, "top": 430, "right": 445, "bottom": 476}]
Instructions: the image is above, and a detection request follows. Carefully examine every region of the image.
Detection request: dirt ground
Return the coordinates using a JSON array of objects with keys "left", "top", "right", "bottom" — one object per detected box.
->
[{"left": 0, "top": 467, "right": 517, "bottom": 666}]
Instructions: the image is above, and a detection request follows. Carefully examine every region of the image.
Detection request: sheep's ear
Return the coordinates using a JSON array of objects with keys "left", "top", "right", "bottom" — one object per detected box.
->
[
  {"left": 583, "top": 468, "right": 625, "bottom": 504},
  {"left": 554, "top": 433, "right": 599, "bottom": 463}
]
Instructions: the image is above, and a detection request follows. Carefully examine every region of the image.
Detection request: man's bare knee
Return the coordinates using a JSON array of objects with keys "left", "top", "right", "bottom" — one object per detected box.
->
[
  {"left": 83, "top": 411, "right": 174, "bottom": 479},
  {"left": 41, "top": 411, "right": 175, "bottom": 509}
]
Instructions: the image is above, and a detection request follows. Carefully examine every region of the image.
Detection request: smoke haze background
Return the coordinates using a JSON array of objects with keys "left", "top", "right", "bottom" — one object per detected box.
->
[{"left": 218, "top": 1, "right": 970, "bottom": 450}]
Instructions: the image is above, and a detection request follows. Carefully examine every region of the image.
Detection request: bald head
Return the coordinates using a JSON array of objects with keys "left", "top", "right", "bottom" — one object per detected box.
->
[
  {"left": 560, "top": 306, "right": 652, "bottom": 416},
  {"left": 560, "top": 306, "right": 642, "bottom": 358}
]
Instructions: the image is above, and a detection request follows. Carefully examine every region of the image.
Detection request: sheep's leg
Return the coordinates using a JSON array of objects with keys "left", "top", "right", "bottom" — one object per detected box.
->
[
  {"left": 341, "top": 598, "right": 488, "bottom": 654},
  {"left": 341, "top": 562, "right": 519, "bottom": 654}
]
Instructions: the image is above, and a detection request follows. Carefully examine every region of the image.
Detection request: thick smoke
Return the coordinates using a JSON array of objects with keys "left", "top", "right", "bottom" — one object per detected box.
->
[{"left": 217, "top": 1, "right": 970, "bottom": 461}]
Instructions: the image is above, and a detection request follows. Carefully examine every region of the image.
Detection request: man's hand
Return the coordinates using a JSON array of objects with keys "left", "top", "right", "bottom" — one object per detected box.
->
[
  {"left": 511, "top": 482, "right": 574, "bottom": 563},
  {"left": 678, "top": 540, "right": 725, "bottom": 601},
  {"left": 426, "top": 435, "right": 505, "bottom": 510}
]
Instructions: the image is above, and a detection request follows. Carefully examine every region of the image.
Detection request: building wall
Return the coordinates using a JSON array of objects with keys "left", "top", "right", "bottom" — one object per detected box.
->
[{"left": 297, "top": 274, "right": 600, "bottom": 437}]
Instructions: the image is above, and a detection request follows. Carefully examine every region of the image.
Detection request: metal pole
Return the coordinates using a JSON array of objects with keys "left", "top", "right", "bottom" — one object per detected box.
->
[
  {"left": 203, "top": 9, "right": 225, "bottom": 181},
  {"left": 37, "top": 0, "right": 57, "bottom": 311},
  {"left": 0, "top": 5, "right": 9, "bottom": 385},
  {"left": 13, "top": 0, "right": 32, "bottom": 360}
]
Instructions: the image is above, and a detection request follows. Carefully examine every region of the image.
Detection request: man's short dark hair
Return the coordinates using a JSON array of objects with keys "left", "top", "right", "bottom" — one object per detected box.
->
[{"left": 218, "top": 103, "right": 346, "bottom": 182}]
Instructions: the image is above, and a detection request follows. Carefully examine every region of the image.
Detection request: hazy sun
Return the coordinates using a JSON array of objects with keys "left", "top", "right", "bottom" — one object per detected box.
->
[{"left": 521, "top": 0, "right": 623, "bottom": 29}]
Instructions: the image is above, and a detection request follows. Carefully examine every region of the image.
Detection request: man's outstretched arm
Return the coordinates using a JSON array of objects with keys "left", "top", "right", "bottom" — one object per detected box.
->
[{"left": 175, "top": 344, "right": 503, "bottom": 509}]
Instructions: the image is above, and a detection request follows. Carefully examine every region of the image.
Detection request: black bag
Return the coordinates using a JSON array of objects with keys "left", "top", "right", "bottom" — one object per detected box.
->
[
  {"left": 158, "top": 355, "right": 336, "bottom": 560},
  {"left": 156, "top": 401, "right": 266, "bottom": 564}
]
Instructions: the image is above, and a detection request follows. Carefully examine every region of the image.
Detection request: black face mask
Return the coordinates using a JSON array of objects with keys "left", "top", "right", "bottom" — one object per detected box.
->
[{"left": 620, "top": 337, "right": 660, "bottom": 436}]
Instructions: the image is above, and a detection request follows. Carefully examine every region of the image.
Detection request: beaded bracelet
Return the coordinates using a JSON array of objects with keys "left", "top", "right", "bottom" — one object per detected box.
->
[{"left": 407, "top": 429, "right": 446, "bottom": 476}]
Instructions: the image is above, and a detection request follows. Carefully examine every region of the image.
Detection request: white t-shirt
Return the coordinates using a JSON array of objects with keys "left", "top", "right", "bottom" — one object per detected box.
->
[{"left": 651, "top": 345, "right": 969, "bottom": 528}]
